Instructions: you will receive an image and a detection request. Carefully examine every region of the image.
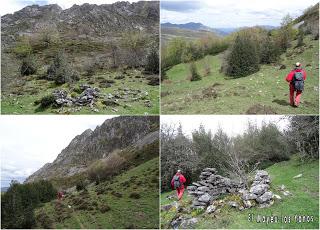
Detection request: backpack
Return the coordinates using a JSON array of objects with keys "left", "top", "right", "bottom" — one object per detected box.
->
[
  {"left": 293, "top": 71, "right": 304, "bottom": 91},
  {"left": 173, "top": 175, "right": 181, "bottom": 189}
]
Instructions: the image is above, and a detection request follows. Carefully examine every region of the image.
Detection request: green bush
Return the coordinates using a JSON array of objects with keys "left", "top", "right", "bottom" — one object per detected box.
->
[
  {"left": 47, "top": 51, "right": 79, "bottom": 85},
  {"left": 1, "top": 180, "right": 56, "bottom": 229},
  {"left": 88, "top": 151, "right": 127, "bottom": 183},
  {"left": 37, "top": 95, "right": 56, "bottom": 109},
  {"left": 76, "top": 180, "right": 86, "bottom": 191},
  {"left": 260, "top": 36, "right": 280, "bottom": 64},
  {"left": 225, "top": 33, "right": 260, "bottom": 77},
  {"left": 20, "top": 55, "right": 37, "bottom": 76},
  {"left": 190, "top": 62, "right": 201, "bottom": 81},
  {"left": 129, "top": 192, "right": 141, "bottom": 199},
  {"left": 145, "top": 48, "right": 159, "bottom": 74}
]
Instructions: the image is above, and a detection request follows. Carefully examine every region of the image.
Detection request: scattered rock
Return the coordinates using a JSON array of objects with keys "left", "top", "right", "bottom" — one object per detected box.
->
[
  {"left": 198, "top": 193, "right": 211, "bottom": 203},
  {"left": 279, "top": 184, "right": 286, "bottom": 191},
  {"left": 228, "top": 201, "right": 239, "bottom": 208},
  {"left": 293, "top": 174, "right": 302, "bottom": 179},
  {"left": 102, "top": 98, "right": 120, "bottom": 106},
  {"left": 161, "top": 204, "right": 173, "bottom": 212},
  {"left": 279, "top": 64, "right": 286, "bottom": 70},
  {"left": 243, "top": 200, "right": 252, "bottom": 208},
  {"left": 273, "top": 194, "right": 282, "bottom": 200},
  {"left": 282, "top": 190, "right": 292, "bottom": 196},
  {"left": 206, "top": 205, "right": 216, "bottom": 214},
  {"left": 256, "top": 191, "right": 273, "bottom": 203}
]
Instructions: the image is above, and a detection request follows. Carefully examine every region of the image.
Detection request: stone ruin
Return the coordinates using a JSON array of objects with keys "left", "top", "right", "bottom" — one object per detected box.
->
[
  {"left": 53, "top": 85, "right": 100, "bottom": 107},
  {"left": 51, "top": 84, "right": 152, "bottom": 112},
  {"left": 187, "top": 168, "right": 277, "bottom": 211},
  {"left": 187, "top": 168, "right": 244, "bottom": 210}
]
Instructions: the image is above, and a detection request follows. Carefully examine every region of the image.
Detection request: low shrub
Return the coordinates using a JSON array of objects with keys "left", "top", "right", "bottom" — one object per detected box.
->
[
  {"left": 36, "top": 95, "right": 56, "bottom": 109},
  {"left": 145, "top": 48, "right": 159, "bottom": 74},
  {"left": 87, "top": 151, "right": 127, "bottom": 183},
  {"left": 20, "top": 56, "right": 37, "bottom": 76},
  {"left": 129, "top": 192, "right": 141, "bottom": 199},
  {"left": 47, "top": 51, "right": 79, "bottom": 85},
  {"left": 76, "top": 180, "right": 86, "bottom": 191},
  {"left": 190, "top": 62, "right": 201, "bottom": 81},
  {"left": 99, "top": 204, "right": 111, "bottom": 213}
]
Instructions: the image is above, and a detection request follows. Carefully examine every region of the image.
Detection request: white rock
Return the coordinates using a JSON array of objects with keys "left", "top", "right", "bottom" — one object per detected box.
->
[{"left": 293, "top": 174, "right": 302, "bottom": 179}]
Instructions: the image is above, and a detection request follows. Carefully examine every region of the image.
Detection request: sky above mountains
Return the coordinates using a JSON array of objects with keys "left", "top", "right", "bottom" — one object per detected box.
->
[
  {"left": 161, "top": 0, "right": 319, "bottom": 28},
  {"left": 0, "top": 116, "right": 114, "bottom": 187}
]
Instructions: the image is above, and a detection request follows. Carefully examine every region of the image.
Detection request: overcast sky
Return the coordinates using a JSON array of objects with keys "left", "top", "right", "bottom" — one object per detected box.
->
[
  {"left": 0, "top": 115, "right": 115, "bottom": 187},
  {"left": 161, "top": 0, "right": 319, "bottom": 28},
  {"left": 0, "top": 0, "right": 153, "bottom": 16},
  {"left": 161, "top": 115, "right": 289, "bottom": 138}
]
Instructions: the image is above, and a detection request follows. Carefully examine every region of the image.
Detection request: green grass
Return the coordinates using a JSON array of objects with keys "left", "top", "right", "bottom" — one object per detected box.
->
[
  {"left": 161, "top": 36, "right": 319, "bottom": 114},
  {"left": 160, "top": 156, "right": 319, "bottom": 229},
  {"left": 35, "top": 157, "right": 159, "bottom": 229},
  {"left": 1, "top": 69, "right": 159, "bottom": 115}
]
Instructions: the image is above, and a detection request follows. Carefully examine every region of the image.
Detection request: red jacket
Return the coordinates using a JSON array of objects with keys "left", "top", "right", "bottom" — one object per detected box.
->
[
  {"left": 171, "top": 173, "right": 186, "bottom": 189},
  {"left": 285, "top": 68, "right": 307, "bottom": 83}
]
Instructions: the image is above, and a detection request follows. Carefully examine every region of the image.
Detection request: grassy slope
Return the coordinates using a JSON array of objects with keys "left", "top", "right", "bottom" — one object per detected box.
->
[
  {"left": 1, "top": 70, "right": 159, "bottom": 115},
  {"left": 35, "top": 157, "right": 159, "bottom": 229},
  {"left": 161, "top": 36, "right": 319, "bottom": 114},
  {"left": 1, "top": 39, "right": 159, "bottom": 115},
  {"left": 160, "top": 156, "right": 319, "bottom": 229}
]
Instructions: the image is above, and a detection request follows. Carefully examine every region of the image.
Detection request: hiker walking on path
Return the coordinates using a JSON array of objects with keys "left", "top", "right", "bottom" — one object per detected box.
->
[
  {"left": 57, "top": 191, "right": 64, "bottom": 201},
  {"left": 285, "top": 62, "right": 307, "bottom": 107},
  {"left": 171, "top": 170, "right": 186, "bottom": 200}
]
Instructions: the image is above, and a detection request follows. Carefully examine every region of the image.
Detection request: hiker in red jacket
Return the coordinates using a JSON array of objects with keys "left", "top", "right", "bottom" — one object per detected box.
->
[
  {"left": 171, "top": 170, "right": 186, "bottom": 200},
  {"left": 57, "top": 191, "right": 64, "bottom": 201},
  {"left": 285, "top": 62, "right": 307, "bottom": 107}
]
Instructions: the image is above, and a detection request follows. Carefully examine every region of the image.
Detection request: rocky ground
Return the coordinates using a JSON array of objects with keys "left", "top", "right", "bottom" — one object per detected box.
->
[
  {"left": 161, "top": 168, "right": 293, "bottom": 229},
  {"left": 1, "top": 69, "right": 159, "bottom": 114}
]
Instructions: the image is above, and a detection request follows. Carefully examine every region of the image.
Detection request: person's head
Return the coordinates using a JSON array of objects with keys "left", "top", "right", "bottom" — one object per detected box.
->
[
  {"left": 295, "top": 62, "right": 302, "bottom": 69},
  {"left": 177, "top": 169, "right": 181, "bottom": 174}
]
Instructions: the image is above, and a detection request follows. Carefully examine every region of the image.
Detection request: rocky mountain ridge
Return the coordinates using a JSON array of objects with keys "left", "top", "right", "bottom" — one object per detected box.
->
[
  {"left": 2, "top": 1, "right": 159, "bottom": 45},
  {"left": 25, "top": 116, "right": 159, "bottom": 182}
]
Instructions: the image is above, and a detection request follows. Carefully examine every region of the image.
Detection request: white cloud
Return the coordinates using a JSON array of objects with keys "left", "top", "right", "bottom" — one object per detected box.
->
[
  {"left": 0, "top": 115, "right": 115, "bottom": 186},
  {"left": 161, "top": 0, "right": 319, "bottom": 27}
]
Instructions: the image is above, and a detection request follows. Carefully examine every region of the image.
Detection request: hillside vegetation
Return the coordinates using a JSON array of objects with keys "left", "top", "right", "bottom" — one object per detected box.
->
[
  {"left": 161, "top": 35, "right": 318, "bottom": 114},
  {"left": 161, "top": 156, "right": 319, "bottom": 229},
  {"left": 35, "top": 157, "right": 159, "bottom": 229},
  {"left": 1, "top": 2, "right": 159, "bottom": 114}
]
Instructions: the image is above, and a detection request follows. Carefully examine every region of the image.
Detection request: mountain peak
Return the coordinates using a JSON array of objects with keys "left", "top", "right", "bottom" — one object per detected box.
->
[{"left": 25, "top": 116, "right": 159, "bottom": 183}]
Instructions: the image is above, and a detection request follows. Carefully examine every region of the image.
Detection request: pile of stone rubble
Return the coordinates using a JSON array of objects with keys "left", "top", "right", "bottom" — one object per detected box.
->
[
  {"left": 187, "top": 168, "right": 244, "bottom": 210},
  {"left": 52, "top": 85, "right": 100, "bottom": 107},
  {"left": 240, "top": 170, "right": 275, "bottom": 208},
  {"left": 187, "top": 168, "right": 278, "bottom": 210}
]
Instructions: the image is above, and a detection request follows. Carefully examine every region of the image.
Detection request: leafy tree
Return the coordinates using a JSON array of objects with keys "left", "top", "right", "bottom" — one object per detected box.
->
[
  {"left": 161, "top": 124, "right": 199, "bottom": 191},
  {"left": 286, "top": 116, "right": 319, "bottom": 160},
  {"left": 145, "top": 47, "right": 159, "bottom": 74},
  {"left": 47, "top": 51, "right": 79, "bottom": 85},
  {"left": 189, "top": 62, "right": 201, "bottom": 81},
  {"left": 225, "top": 32, "right": 260, "bottom": 77},
  {"left": 1, "top": 180, "right": 56, "bottom": 229},
  {"left": 20, "top": 55, "right": 37, "bottom": 76},
  {"left": 260, "top": 36, "right": 280, "bottom": 64}
]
